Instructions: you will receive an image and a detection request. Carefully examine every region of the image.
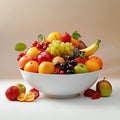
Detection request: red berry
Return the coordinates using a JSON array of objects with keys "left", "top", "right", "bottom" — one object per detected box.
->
[
  {"left": 37, "top": 43, "right": 43, "bottom": 49},
  {"left": 59, "top": 70, "right": 65, "bottom": 74},
  {"left": 43, "top": 42, "right": 50, "bottom": 50},
  {"left": 17, "top": 52, "right": 25, "bottom": 61},
  {"left": 83, "top": 89, "right": 95, "bottom": 97},
  {"left": 32, "top": 41, "right": 38, "bottom": 47},
  {"left": 91, "top": 91, "right": 101, "bottom": 100},
  {"left": 29, "top": 88, "right": 40, "bottom": 99}
]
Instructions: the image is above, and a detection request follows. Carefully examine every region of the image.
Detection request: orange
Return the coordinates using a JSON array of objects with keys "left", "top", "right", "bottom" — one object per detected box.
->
[
  {"left": 85, "top": 59, "right": 101, "bottom": 72},
  {"left": 71, "top": 38, "right": 80, "bottom": 47},
  {"left": 24, "top": 60, "right": 39, "bottom": 73},
  {"left": 18, "top": 55, "right": 35, "bottom": 70},
  {"left": 52, "top": 56, "right": 65, "bottom": 64},
  {"left": 89, "top": 56, "right": 103, "bottom": 68},
  {"left": 25, "top": 92, "right": 35, "bottom": 102},
  {"left": 17, "top": 93, "right": 26, "bottom": 102},
  {"left": 38, "top": 62, "right": 55, "bottom": 74}
]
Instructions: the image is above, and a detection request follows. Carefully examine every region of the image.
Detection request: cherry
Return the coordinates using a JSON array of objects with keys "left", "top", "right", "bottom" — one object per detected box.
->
[
  {"left": 31, "top": 41, "right": 38, "bottom": 47},
  {"left": 17, "top": 52, "right": 25, "bottom": 61}
]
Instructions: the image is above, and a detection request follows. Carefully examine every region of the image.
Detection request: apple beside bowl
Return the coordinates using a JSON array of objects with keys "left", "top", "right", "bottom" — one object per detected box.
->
[{"left": 20, "top": 69, "right": 101, "bottom": 98}]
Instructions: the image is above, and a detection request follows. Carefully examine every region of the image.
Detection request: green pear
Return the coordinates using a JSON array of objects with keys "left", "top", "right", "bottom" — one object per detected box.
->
[{"left": 96, "top": 77, "right": 112, "bottom": 97}]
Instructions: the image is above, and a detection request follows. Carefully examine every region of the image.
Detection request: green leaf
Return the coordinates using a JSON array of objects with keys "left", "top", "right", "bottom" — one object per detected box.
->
[
  {"left": 15, "top": 42, "right": 27, "bottom": 51},
  {"left": 38, "top": 34, "right": 44, "bottom": 41},
  {"left": 71, "top": 31, "right": 81, "bottom": 39}
]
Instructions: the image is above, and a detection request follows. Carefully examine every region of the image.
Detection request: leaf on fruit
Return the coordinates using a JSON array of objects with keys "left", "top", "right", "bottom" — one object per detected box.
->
[
  {"left": 38, "top": 34, "right": 44, "bottom": 41},
  {"left": 15, "top": 42, "right": 27, "bottom": 51},
  {"left": 71, "top": 31, "right": 81, "bottom": 39}
]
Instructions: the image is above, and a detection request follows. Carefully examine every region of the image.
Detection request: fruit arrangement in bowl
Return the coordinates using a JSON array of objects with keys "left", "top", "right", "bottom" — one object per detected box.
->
[{"left": 15, "top": 31, "right": 103, "bottom": 98}]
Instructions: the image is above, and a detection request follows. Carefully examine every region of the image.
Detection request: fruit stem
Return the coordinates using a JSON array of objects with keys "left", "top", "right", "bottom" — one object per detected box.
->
[
  {"left": 103, "top": 77, "right": 106, "bottom": 81},
  {"left": 96, "top": 39, "right": 101, "bottom": 46}
]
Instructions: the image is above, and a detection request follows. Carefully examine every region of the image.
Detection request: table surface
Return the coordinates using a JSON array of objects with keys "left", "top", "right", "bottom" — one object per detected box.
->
[{"left": 0, "top": 78, "right": 120, "bottom": 120}]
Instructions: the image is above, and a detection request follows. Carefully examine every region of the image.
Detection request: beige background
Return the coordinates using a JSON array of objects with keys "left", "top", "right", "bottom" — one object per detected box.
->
[{"left": 0, "top": 0, "right": 120, "bottom": 79}]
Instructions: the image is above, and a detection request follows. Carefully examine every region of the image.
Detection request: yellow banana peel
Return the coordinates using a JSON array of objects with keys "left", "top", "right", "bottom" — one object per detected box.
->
[{"left": 79, "top": 39, "right": 101, "bottom": 56}]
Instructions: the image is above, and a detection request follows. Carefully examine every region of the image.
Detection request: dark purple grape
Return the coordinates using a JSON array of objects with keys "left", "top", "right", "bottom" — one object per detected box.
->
[
  {"left": 66, "top": 69, "right": 74, "bottom": 74},
  {"left": 55, "top": 62, "right": 61, "bottom": 68},
  {"left": 64, "top": 55, "right": 74, "bottom": 61},
  {"left": 60, "top": 63, "right": 66, "bottom": 70},
  {"left": 70, "top": 60, "right": 77, "bottom": 66},
  {"left": 67, "top": 64, "right": 74, "bottom": 70}
]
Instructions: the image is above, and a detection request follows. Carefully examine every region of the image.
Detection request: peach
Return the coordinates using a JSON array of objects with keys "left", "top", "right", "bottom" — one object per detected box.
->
[{"left": 52, "top": 56, "right": 65, "bottom": 64}]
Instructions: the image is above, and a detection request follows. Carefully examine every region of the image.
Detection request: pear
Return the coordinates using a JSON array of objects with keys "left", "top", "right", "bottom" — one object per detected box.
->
[{"left": 96, "top": 77, "right": 112, "bottom": 97}]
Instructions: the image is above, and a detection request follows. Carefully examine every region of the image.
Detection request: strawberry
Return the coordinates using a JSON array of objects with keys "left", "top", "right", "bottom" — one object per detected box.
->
[
  {"left": 61, "top": 32, "right": 71, "bottom": 43},
  {"left": 83, "top": 88, "right": 95, "bottom": 97},
  {"left": 91, "top": 91, "right": 101, "bottom": 100}
]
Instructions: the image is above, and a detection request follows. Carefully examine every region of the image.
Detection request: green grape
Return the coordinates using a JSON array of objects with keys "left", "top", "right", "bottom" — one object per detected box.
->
[{"left": 47, "top": 40, "right": 74, "bottom": 57}]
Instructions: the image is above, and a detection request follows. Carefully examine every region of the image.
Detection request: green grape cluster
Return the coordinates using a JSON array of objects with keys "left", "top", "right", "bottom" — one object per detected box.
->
[{"left": 46, "top": 40, "right": 74, "bottom": 57}]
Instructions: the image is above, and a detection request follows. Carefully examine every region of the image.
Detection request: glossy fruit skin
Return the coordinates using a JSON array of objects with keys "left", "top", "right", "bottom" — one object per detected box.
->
[
  {"left": 52, "top": 56, "right": 65, "bottom": 64},
  {"left": 79, "top": 39, "right": 101, "bottom": 57},
  {"left": 71, "top": 38, "right": 80, "bottom": 48},
  {"left": 15, "top": 83, "right": 26, "bottom": 94},
  {"left": 17, "top": 52, "right": 25, "bottom": 61},
  {"left": 74, "top": 63, "right": 89, "bottom": 74},
  {"left": 96, "top": 79, "right": 112, "bottom": 97},
  {"left": 38, "top": 62, "right": 55, "bottom": 74},
  {"left": 85, "top": 59, "right": 101, "bottom": 72},
  {"left": 37, "top": 51, "right": 53, "bottom": 64},
  {"left": 18, "top": 55, "right": 35, "bottom": 70},
  {"left": 26, "top": 47, "right": 40, "bottom": 57},
  {"left": 24, "top": 60, "right": 39, "bottom": 73},
  {"left": 91, "top": 91, "right": 101, "bottom": 100},
  {"left": 74, "top": 57, "right": 86, "bottom": 64},
  {"left": 29, "top": 88, "right": 40, "bottom": 99},
  {"left": 83, "top": 89, "right": 95, "bottom": 97},
  {"left": 47, "top": 32, "right": 62, "bottom": 42},
  {"left": 61, "top": 32, "right": 71, "bottom": 43},
  {"left": 31, "top": 41, "right": 39, "bottom": 47},
  {"left": 5, "top": 86, "right": 20, "bottom": 101},
  {"left": 89, "top": 56, "right": 103, "bottom": 68}
]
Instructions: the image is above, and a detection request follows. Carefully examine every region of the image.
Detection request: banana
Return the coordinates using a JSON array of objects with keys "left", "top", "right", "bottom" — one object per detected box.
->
[{"left": 79, "top": 39, "right": 101, "bottom": 56}]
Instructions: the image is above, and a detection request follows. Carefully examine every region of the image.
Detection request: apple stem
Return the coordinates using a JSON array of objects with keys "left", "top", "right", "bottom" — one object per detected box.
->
[{"left": 103, "top": 77, "right": 106, "bottom": 81}]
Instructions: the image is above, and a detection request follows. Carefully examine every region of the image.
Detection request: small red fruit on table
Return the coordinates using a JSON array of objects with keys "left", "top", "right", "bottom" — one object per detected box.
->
[{"left": 5, "top": 86, "right": 20, "bottom": 101}]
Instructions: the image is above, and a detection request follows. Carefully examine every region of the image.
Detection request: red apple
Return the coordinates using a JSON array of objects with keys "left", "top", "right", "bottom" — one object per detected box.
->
[
  {"left": 37, "top": 51, "right": 53, "bottom": 64},
  {"left": 74, "top": 57, "right": 86, "bottom": 64},
  {"left": 61, "top": 32, "right": 71, "bottom": 43},
  {"left": 5, "top": 86, "right": 20, "bottom": 101}
]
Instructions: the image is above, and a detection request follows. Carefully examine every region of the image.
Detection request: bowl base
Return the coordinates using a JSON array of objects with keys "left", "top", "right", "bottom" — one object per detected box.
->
[{"left": 44, "top": 93, "right": 80, "bottom": 99}]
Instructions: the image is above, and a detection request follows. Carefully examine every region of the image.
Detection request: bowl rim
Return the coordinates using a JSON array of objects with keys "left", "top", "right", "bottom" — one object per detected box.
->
[{"left": 19, "top": 68, "right": 102, "bottom": 76}]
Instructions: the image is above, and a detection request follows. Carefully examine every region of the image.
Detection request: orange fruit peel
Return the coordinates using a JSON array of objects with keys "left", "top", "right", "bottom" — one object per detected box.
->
[
  {"left": 17, "top": 93, "right": 26, "bottom": 102},
  {"left": 71, "top": 38, "right": 80, "bottom": 47},
  {"left": 24, "top": 92, "right": 35, "bottom": 102}
]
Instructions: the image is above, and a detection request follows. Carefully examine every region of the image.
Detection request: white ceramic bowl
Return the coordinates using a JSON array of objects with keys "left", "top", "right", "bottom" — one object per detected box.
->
[{"left": 20, "top": 69, "right": 101, "bottom": 98}]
